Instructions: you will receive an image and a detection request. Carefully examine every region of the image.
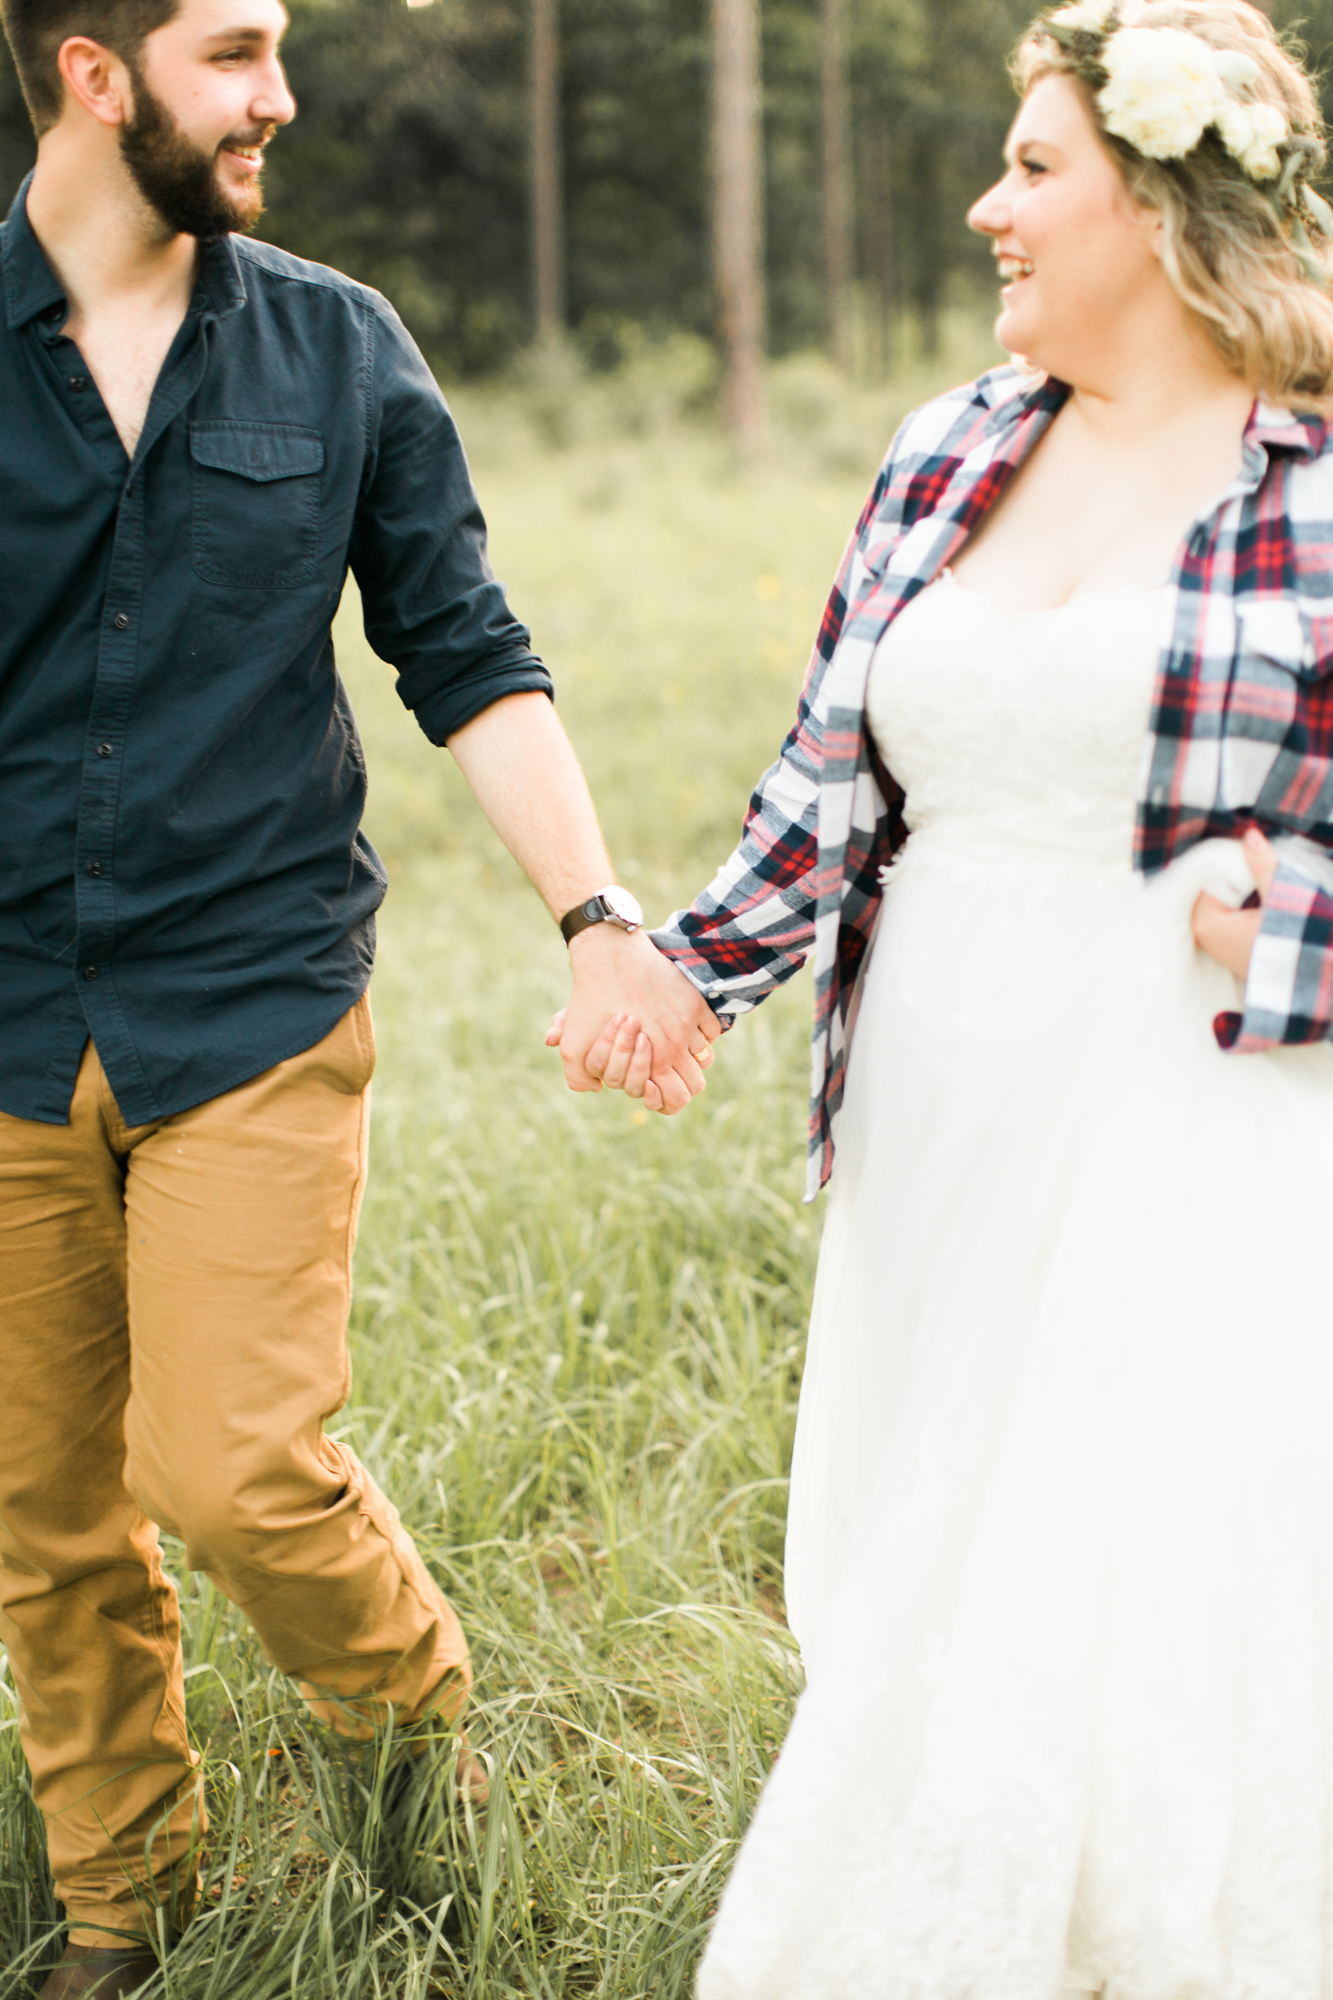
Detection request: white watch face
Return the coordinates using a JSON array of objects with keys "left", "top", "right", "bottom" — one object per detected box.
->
[{"left": 602, "top": 884, "right": 644, "bottom": 928}]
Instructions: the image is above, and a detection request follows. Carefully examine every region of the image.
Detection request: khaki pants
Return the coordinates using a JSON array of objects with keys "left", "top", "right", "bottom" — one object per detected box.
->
[{"left": 0, "top": 1000, "right": 470, "bottom": 1945}]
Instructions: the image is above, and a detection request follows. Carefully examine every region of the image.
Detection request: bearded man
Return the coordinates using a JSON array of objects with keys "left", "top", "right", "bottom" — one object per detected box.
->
[{"left": 0, "top": 0, "right": 720, "bottom": 1991}]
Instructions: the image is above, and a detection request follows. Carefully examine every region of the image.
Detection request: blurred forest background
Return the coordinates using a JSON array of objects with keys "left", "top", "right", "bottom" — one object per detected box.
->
[{"left": 3, "top": 0, "right": 1332, "bottom": 401}]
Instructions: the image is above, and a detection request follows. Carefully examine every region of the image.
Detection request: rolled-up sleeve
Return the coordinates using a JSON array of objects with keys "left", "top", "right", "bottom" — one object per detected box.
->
[
  {"left": 348, "top": 297, "right": 552, "bottom": 743},
  {"left": 1214, "top": 836, "right": 1333, "bottom": 1051}
]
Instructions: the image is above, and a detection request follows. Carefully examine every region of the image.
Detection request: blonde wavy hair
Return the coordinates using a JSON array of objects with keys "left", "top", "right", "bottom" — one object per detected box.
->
[{"left": 1015, "top": 1, "right": 1333, "bottom": 407}]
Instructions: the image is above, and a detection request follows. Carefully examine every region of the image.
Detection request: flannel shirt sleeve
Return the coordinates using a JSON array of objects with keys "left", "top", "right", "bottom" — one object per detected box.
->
[
  {"left": 1214, "top": 836, "right": 1333, "bottom": 1051},
  {"left": 648, "top": 731, "right": 823, "bottom": 1019},
  {"left": 650, "top": 365, "right": 1016, "bottom": 1022},
  {"left": 649, "top": 452, "right": 903, "bottom": 1019}
]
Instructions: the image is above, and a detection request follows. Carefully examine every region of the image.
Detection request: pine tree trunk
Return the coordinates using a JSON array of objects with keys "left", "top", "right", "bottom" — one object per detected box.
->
[
  {"left": 862, "top": 116, "right": 895, "bottom": 378},
  {"left": 712, "top": 0, "right": 764, "bottom": 443},
  {"left": 910, "top": 126, "right": 942, "bottom": 359},
  {"left": 530, "top": 0, "right": 564, "bottom": 344},
  {"left": 821, "top": 0, "right": 853, "bottom": 372}
]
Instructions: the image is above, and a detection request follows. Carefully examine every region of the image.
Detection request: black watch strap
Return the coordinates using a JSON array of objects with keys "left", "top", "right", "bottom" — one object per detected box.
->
[{"left": 560, "top": 894, "right": 612, "bottom": 943}]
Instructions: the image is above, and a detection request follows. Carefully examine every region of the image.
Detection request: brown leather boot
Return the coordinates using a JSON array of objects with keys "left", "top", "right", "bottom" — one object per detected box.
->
[{"left": 37, "top": 1943, "right": 160, "bottom": 1999}]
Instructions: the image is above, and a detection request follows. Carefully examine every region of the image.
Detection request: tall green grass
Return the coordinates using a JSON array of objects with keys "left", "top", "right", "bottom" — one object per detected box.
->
[{"left": 0, "top": 319, "right": 1000, "bottom": 1998}]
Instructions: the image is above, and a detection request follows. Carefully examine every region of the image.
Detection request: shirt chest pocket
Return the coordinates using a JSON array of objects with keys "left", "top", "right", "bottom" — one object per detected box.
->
[{"left": 189, "top": 422, "right": 324, "bottom": 589}]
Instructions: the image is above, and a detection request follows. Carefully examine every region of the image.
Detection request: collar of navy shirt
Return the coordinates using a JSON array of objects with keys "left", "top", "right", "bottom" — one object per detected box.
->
[{"left": 2, "top": 171, "right": 247, "bottom": 474}]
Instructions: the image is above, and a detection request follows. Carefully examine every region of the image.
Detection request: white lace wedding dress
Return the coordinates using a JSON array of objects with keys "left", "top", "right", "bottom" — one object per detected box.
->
[{"left": 696, "top": 574, "right": 1333, "bottom": 2000}]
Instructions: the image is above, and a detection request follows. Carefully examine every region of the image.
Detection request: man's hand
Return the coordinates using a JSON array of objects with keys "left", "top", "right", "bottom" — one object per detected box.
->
[
  {"left": 1192, "top": 827, "right": 1277, "bottom": 977},
  {"left": 445, "top": 692, "right": 720, "bottom": 1109},
  {"left": 545, "top": 928, "right": 721, "bottom": 1114}
]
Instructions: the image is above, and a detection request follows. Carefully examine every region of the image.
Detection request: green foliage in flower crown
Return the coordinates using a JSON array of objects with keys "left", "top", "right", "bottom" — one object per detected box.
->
[{"left": 1041, "top": 12, "right": 1108, "bottom": 67}]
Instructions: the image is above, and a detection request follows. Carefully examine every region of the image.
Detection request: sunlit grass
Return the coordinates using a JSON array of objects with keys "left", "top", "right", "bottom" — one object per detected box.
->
[{"left": 0, "top": 318, "right": 999, "bottom": 1997}]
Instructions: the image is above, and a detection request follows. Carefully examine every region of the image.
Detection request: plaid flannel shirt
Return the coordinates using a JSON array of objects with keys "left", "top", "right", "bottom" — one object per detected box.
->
[{"left": 652, "top": 363, "right": 1333, "bottom": 1201}]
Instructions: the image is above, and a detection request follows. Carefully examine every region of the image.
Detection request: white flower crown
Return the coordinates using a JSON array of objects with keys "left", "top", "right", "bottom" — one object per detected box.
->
[{"left": 1041, "top": 1, "right": 1333, "bottom": 276}]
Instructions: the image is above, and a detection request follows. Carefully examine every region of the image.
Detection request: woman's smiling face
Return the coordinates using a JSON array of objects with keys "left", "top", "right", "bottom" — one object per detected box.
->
[{"left": 967, "top": 72, "right": 1170, "bottom": 383}]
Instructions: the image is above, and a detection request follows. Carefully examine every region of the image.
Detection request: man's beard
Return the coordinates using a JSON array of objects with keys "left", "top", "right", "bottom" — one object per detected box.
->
[{"left": 119, "top": 69, "right": 268, "bottom": 239}]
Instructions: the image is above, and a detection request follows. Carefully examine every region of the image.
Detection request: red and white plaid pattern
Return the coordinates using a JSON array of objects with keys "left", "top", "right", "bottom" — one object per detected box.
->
[{"left": 653, "top": 365, "right": 1333, "bottom": 1198}]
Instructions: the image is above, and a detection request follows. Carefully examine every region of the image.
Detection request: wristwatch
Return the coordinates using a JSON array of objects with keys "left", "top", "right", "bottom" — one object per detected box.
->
[{"left": 560, "top": 883, "right": 644, "bottom": 943}]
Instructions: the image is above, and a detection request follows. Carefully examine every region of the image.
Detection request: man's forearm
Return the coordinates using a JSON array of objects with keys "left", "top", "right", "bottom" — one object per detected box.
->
[
  {"left": 447, "top": 689, "right": 720, "bottom": 1111},
  {"left": 447, "top": 690, "right": 613, "bottom": 921}
]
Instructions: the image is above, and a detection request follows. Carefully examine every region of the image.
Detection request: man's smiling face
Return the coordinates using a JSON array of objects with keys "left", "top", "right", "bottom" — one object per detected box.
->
[{"left": 117, "top": 0, "right": 295, "bottom": 236}]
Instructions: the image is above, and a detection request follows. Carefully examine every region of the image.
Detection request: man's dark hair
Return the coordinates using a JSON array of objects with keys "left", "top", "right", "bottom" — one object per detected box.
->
[{"left": 0, "top": 0, "right": 179, "bottom": 136}]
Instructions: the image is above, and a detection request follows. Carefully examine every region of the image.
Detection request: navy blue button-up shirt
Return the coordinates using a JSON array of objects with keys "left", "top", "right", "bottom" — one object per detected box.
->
[{"left": 0, "top": 179, "right": 550, "bottom": 1127}]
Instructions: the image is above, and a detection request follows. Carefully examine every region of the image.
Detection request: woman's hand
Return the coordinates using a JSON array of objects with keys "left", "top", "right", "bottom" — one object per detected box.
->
[
  {"left": 1191, "top": 827, "right": 1278, "bottom": 978},
  {"left": 546, "top": 1004, "right": 716, "bottom": 1112},
  {"left": 544, "top": 933, "right": 719, "bottom": 1115}
]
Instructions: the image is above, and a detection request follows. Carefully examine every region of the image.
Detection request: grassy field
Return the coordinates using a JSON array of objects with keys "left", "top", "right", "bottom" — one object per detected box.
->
[{"left": 0, "top": 321, "right": 1000, "bottom": 1999}]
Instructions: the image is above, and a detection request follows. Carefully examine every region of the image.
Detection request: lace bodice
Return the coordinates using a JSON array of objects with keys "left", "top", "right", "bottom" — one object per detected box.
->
[{"left": 865, "top": 574, "right": 1176, "bottom": 867}]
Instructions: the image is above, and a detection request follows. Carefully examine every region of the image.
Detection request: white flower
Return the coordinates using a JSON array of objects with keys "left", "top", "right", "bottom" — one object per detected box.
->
[
  {"left": 1097, "top": 26, "right": 1228, "bottom": 160},
  {"left": 1240, "top": 99, "right": 1286, "bottom": 177},
  {"left": 1216, "top": 102, "right": 1254, "bottom": 156},
  {"left": 1216, "top": 98, "right": 1286, "bottom": 179},
  {"left": 1048, "top": 0, "right": 1116, "bottom": 32},
  {"left": 1211, "top": 47, "right": 1261, "bottom": 94}
]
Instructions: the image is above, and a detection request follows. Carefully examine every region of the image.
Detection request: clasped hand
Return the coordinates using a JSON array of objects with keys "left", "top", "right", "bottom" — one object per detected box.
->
[
  {"left": 546, "top": 924, "right": 721, "bottom": 1114},
  {"left": 1191, "top": 826, "right": 1276, "bottom": 977}
]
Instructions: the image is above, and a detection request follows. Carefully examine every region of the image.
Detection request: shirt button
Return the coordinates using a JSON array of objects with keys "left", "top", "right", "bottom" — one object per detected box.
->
[
  {"left": 83, "top": 965, "right": 99, "bottom": 981},
  {"left": 67, "top": 374, "right": 87, "bottom": 391},
  {"left": 112, "top": 611, "right": 130, "bottom": 631},
  {"left": 87, "top": 860, "right": 104, "bottom": 877},
  {"left": 96, "top": 742, "right": 114, "bottom": 758}
]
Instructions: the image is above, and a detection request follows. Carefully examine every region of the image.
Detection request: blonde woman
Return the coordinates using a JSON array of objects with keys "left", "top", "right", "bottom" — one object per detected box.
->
[{"left": 563, "top": 2, "right": 1333, "bottom": 1992}]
